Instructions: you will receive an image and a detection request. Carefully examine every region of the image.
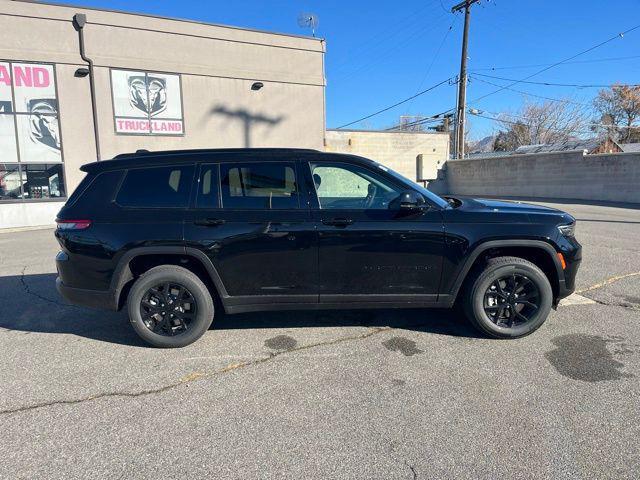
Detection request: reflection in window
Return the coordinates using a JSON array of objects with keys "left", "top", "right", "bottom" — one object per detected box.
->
[
  {"left": 0, "top": 115, "right": 18, "bottom": 163},
  {"left": 221, "top": 163, "right": 298, "bottom": 210},
  {"left": 116, "top": 165, "right": 193, "bottom": 208},
  {"left": 196, "top": 164, "right": 219, "bottom": 208},
  {"left": 310, "top": 162, "right": 401, "bottom": 210},
  {"left": 0, "top": 164, "right": 23, "bottom": 200},
  {"left": 21, "top": 163, "right": 65, "bottom": 199}
]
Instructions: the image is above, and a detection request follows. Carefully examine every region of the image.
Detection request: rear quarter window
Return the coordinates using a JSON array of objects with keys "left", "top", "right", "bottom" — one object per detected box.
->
[
  {"left": 60, "top": 170, "right": 124, "bottom": 215},
  {"left": 116, "top": 165, "right": 194, "bottom": 208}
]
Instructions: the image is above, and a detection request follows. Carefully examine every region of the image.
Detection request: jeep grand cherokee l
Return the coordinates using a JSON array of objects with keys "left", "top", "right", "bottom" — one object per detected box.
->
[{"left": 55, "top": 149, "right": 581, "bottom": 347}]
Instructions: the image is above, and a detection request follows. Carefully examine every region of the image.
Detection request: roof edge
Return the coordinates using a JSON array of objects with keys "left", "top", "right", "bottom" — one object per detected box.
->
[{"left": 12, "top": 0, "right": 325, "bottom": 43}]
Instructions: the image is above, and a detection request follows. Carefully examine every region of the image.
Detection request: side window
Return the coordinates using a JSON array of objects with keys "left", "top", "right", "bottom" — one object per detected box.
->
[
  {"left": 116, "top": 165, "right": 194, "bottom": 208},
  {"left": 196, "top": 164, "right": 220, "bottom": 208},
  {"left": 220, "top": 162, "right": 299, "bottom": 210},
  {"left": 310, "top": 162, "right": 402, "bottom": 210}
]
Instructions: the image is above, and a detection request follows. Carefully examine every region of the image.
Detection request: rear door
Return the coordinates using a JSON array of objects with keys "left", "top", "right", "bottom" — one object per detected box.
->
[
  {"left": 184, "top": 155, "right": 317, "bottom": 307},
  {"left": 307, "top": 159, "right": 445, "bottom": 304}
]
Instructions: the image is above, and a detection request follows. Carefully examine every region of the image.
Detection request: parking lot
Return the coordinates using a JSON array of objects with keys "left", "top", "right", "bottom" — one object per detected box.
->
[{"left": 1, "top": 200, "right": 639, "bottom": 479}]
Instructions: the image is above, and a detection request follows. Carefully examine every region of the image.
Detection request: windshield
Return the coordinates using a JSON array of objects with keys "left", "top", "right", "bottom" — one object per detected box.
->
[{"left": 375, "top": 163, "right": 450, "bottom": 209}]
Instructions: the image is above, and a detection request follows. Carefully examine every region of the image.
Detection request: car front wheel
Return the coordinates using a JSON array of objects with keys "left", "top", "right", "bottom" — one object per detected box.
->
[
  {"left": 127, "top": 265, "right": 214, "bottom": 348},
  {"left": 463, "top": 256, "right": 553, "bottom": 339}
]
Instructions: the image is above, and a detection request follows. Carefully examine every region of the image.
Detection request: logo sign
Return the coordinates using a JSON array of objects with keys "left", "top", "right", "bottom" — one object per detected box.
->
[
  {"left": 0, "top": 62, "right": 61, "bottom": 163},
  {"left": 28, "top": 98, "right": 60, "bottom": 151},
  {"left": 111, "top": 69, "right": 184, "bottom": 135}
]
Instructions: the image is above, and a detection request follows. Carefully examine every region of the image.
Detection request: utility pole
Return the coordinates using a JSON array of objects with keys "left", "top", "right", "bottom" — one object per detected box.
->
[{"left": 452, "top": 0, "right": 480, "bottom": 159}]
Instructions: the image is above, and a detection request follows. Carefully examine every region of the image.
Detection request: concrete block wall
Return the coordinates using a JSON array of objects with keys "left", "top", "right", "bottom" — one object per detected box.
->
[
  {"left": 325, "top": 129, "right": 449, "bottom": 182},
  {"left": 428, "top": 150, "right": 640, "bottom": 204}
]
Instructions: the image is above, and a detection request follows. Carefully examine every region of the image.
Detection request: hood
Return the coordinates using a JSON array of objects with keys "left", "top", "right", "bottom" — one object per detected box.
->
[
  {"left": 454, "top": 197, "right": 561, "bottom": 214},
  {"left": 443, "top": 196, "right": 574, "bottom": 224}
]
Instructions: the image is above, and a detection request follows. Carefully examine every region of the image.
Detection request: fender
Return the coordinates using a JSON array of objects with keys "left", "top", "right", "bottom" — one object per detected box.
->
[
  {"left": 444, "top": 239, "right": 564, "bottom": 305},
  {"left": 110, "top": 246, "right": 229, "bottom": 310}
]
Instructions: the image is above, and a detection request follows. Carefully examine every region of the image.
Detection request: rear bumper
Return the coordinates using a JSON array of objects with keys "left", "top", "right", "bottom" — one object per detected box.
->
[{"left": 56, "top": 277, "right": 118, "bottom": 311}]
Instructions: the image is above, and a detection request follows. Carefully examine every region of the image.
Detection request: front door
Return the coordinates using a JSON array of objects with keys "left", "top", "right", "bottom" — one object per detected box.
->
[
  {"left": 184, "top": 158, "right": 317, "bottom": 307},
  {"left": 307, "top": 160, "right": 444, "bottom": 304}
]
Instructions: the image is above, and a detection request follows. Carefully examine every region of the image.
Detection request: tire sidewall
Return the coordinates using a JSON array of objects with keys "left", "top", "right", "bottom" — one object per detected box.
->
[
  {"left": 471, "top": 263, "right": 552, "bottom": 338},
  {"left": 128, "top": 267, "right": 214, "bottom": 348}
]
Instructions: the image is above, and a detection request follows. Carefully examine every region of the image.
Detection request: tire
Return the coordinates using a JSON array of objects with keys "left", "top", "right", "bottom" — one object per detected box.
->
[
  {"left": 463, "top": 256, "right": 553, "bottom": 339},
  {"left": 127, "top": 265, "right": 214, "bottom": 348}
]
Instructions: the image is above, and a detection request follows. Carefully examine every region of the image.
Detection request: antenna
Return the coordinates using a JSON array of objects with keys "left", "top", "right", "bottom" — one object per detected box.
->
[{"left": 297, "top": 12, "right": 319, "bottom": 37}]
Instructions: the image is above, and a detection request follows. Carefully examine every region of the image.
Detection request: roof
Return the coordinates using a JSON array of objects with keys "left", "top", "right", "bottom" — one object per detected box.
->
[
  {"left": 80, "top": 148, "right": 347, "bottom": 173},
  {"left": 621, "top": 143, "right": 640, "bottom": 153},
  {"left": 515, "top": 137, "right": 622, "bottom": 154}
]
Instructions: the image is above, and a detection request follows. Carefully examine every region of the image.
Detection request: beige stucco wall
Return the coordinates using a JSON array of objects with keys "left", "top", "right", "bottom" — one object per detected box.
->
[
  {"left": 324, "top": 129, "right": 450, "bottom": 183},
  {"left": 0, "top": 1, "right": 325, "bottom": 227},
  {"left": 429, "top": 151, "right": 640, "bottom": 204}
]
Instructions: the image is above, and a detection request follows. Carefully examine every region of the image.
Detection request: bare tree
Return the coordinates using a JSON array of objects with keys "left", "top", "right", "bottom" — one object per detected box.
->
[
  {"left": 493, "top": 101, "right": 588, "bottom": 150},
  {"left": 397, "top": 115, "right": 429, "bottom": 132},
  {"left": 593, "top": 84, "right": 640, "bottom": 143}
]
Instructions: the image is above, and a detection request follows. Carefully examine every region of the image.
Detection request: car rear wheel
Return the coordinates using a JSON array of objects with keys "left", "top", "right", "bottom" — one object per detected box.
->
[
  {"left": 463, "top": 256, "right": 553, "bottom": 339},
  {"left": 127, "top": 265, "right": 214, "bottom": 348}
]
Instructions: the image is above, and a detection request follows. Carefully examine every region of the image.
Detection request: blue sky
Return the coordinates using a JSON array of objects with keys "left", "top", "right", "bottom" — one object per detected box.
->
[{"left": 50, "top": 0, "right": 640, "bottom": 140}]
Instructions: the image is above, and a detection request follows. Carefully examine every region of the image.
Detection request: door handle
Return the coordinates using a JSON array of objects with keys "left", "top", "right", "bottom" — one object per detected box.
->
[
  {"left": 194, "top": 218, "right": 226, "bottom": 227},
  {"left": 322, "top": 218, "right": 354, "bottom": 227}
]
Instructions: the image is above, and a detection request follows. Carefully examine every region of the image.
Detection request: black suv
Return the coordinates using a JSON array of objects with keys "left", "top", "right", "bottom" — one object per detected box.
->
[{"left": 55, "top": 148, "right": 581, "bottom": 347}]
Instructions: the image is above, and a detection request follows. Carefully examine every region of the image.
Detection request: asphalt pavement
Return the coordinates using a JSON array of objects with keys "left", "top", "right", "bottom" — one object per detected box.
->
[{"left": 1, "top": 200, "right": 639, "bottom": 479}]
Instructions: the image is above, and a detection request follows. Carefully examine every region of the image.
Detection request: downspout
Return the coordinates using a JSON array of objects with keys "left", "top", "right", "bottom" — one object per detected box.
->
[{"left": 73, "top": 13, "right": 101, "bottom": 160}]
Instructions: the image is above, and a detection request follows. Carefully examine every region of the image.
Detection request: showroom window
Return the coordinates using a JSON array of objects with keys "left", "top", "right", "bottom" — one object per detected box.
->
[{"left": 0, "top": 61, "right": 66, "bottom": 201}]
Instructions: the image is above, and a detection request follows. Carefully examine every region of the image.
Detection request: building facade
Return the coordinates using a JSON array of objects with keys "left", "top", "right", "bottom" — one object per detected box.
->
[
  {"left": 0, "top": 1, "right": 326, "bottom": 228},
  {"left": 325, "top": 129, "right": 450, "bottom": 183}
]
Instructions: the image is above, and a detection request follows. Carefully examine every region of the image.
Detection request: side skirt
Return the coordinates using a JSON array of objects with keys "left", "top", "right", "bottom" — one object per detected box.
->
[{"left": 225, "top": 298, "right": 453, "bottom": 314}]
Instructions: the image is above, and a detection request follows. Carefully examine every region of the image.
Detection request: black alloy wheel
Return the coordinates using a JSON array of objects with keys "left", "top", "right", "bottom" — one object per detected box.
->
[
  {"left": 463, "top": 256, "right": 553, "bottom": 339},
  {"left": 140, "top": 282, "right": 197, "bottom": 336},
  {"left": 483, "top": 273, "right": 540, "bottom": 328}
]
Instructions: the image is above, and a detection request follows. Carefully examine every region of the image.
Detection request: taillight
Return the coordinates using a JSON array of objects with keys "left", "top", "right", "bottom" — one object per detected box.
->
[{"left": 56, "top": 219, "right": 92, "bottom": 230}]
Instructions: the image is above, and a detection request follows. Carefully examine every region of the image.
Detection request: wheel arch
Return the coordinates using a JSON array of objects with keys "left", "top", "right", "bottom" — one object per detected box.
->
[
  {"left": 110, "top": 247, "right": 229, "bottom": 311},
  {"left": 448, "top": 240, "right": 564, "bottom": 304}
]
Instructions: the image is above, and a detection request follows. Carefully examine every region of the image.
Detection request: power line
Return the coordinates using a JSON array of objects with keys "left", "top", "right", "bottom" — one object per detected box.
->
[
  {"left": 334, "top": 12, "right": 451, "bottom": 82},
  {"left": 405, "top": 19, "right": 457, "bottom": 113},
  {"left": 385, "top": 21, "right": 640, "bottom": 133},
  {"left": 470, "top": 55, "right": 640, "bottom": 72},
  {"left": 470, "top": 23, "right": 640, "bottom": 104},
  {"left": 470, "top": 76, "right": 592, "bottom": 106},
  {"left": 387, "top": 105, "right": 457, "bottom": 130},
  {"left": 469, "top": 111, "right": 595, "bottom": 136},
  {"left": 335, "top": 77, "right": 454, "bottom": 129},
  {"left": 474, "top": 108, "right": 640, "bottom": 131},
  {"left": 386, "top": 116, "right": 443, "bottom": 131},
  {"left": 473, "top": 72, "right": 640, "bottom": 89},
  {"left": 331, "top": 0, "right": 444, "bottom": 75}
]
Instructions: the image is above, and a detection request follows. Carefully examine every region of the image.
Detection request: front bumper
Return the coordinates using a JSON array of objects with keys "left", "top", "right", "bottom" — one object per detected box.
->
[
  {"left": 56, "top": 277, "right": 118, "bottom": 311},
  {"left": 555, "top": 238, "right": 582, "bottom": 303}
]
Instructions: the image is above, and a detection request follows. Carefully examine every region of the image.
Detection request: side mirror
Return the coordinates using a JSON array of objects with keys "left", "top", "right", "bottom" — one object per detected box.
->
[{"left": 390, "top": 191, "right": 427, "bottom": 211}]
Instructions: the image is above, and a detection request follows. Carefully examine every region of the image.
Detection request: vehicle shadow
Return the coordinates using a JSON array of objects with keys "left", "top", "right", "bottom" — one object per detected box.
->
[
  {"left": 214, "top": 308, "right": 481, "bottom": 339},
  {"left": 0, "top": 273, "right": 482, "bottom": 347}
]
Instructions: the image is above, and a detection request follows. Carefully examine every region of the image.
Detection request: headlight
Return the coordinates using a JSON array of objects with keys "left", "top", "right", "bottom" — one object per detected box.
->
[{"left": 558, "top": 222, "right": 575, "bottom": 238}]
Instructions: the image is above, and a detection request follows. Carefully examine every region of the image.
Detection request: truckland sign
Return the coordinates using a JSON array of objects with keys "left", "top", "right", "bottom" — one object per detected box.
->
[
  {"left": 111, "top": 69, "right": 184, "bottom": 135},
  {"left": 0, "top": 62, "right": 62, "bottom": 163}
]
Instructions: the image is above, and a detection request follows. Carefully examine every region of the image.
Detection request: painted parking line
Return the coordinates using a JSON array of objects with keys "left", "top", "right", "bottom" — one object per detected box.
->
[{"left": 559, "top": 293, "right": 597, "bottom": 307}]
